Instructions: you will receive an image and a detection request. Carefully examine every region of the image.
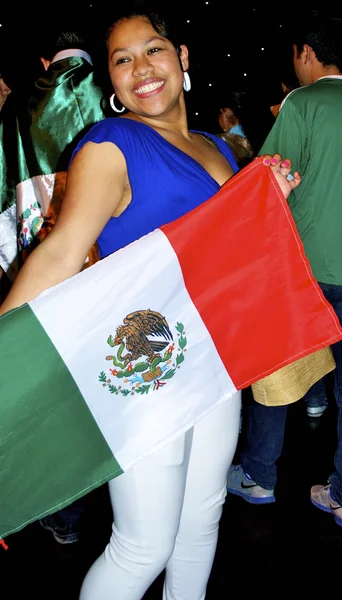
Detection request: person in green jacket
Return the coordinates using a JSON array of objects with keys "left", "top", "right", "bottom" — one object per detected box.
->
[
  {"left": 0, "top": 19, "right": 109, "bottom": 543},
  {"left": 0, "top": 18, "right": 108, "bottom": 288}
]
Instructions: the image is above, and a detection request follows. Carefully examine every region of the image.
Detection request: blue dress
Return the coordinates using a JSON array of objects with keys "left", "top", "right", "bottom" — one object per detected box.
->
[{"left": 72, "top": 118, "right": 239, "bottom": 259}]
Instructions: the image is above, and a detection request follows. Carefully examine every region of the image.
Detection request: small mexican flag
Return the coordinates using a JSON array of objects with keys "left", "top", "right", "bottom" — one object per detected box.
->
[
  {"left": 0, "top": 56, "right": 106, "bottom": 281},
  {"left": 1, "top": 157, "right": 341, "bottom": 541}
]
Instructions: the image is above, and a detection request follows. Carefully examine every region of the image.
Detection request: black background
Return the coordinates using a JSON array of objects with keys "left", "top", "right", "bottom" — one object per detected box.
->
[{"left": 0, "top": 3, "right": 339, "bottom": 130}]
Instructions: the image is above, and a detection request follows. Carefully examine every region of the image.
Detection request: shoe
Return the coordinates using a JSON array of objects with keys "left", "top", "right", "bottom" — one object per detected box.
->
[
  {"left": 39, "top": 515, "right": 80, "bottom": 544},
  {"left": 306, "top": 404, "right": 328, "bottom": 418},
  {"left": 306, "top": 396, "right": 328, "bottom": 418},
  {"left": 227, "top": 464, "right": 275, "bottom": 505},
  {"left": 310, "top": 484, "right": 342, "bottom": 526}
]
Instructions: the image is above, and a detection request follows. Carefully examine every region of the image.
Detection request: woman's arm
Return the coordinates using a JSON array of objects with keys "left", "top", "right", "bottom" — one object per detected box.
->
[{"left": 0, "top": 141, "right": 127, "bottom": 315}]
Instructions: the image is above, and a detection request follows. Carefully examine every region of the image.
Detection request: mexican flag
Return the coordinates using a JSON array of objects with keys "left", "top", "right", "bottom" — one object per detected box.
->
[
  {"left": 0, "top": 56, "right": 105, "bottom": 281},
  {"left": 1, "top": 157, "right": 341, "bottom": 542}
]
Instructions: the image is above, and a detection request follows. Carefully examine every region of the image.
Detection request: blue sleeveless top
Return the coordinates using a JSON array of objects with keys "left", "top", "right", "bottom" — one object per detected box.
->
[{"left": 72, "top": 118, "right": 239, "bottom": 259}]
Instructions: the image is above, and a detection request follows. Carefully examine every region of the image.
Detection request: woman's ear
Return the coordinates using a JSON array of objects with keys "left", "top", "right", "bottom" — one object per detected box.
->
[{"left": 179, "top": 45, "right": 189, "bottom": 72}]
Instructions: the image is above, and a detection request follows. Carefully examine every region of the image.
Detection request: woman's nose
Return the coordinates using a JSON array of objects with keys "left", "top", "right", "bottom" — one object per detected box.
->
[{"left": 132, "top": 56, "right": 154, "bottom": 77}]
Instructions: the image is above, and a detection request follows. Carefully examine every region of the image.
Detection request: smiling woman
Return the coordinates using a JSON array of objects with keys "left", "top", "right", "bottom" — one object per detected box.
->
[
  {"left": 0, "top": 1, "right": 302, "bottom": 598},
  {"left": 105, "top": 6, "right": 190, "bottom": 121}
]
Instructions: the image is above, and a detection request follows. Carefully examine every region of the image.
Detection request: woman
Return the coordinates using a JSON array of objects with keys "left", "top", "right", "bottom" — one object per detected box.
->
[{"left": 0, "top": 4, "right": 300, "bottom": 598}]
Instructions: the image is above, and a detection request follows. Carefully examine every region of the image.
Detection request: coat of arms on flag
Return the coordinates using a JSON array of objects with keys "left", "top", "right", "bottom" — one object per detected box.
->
[{"left": 100, "top": 311, "right": 186, "bottom": 396}]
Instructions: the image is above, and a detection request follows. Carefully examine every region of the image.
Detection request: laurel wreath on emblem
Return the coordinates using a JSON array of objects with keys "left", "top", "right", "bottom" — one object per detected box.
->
[
  {"left": 17, "top": 202, "right": 44, "bottom": 250},
  {"left": 99, "top": 309, "right": 187, "bottom": 396}
]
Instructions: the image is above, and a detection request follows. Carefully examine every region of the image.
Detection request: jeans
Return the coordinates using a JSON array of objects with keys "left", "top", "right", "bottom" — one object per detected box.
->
[
  {"left": 303, "top": 377, "right": 328, "bottom": 408},
  {"left": 52, "top": 497, "right": 87, "bottom": 527},
  {"left": 79, "top": 394, "right": 241, "bottom": 600},
  {"left": 241, "top": 282, "right": 342, "bottom": 505}
]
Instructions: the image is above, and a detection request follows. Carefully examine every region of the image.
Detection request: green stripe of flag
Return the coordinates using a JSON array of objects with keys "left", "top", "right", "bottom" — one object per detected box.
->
[{"left": 0, "top": 304, "right": 122, "bottom": 538}]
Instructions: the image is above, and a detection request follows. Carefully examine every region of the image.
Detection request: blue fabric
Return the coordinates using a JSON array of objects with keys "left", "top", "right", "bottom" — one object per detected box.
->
[
  {"left": 229, "top": 124, "right": 246, "bottom": 138},
  {"left": 303, "top": 379, "right": 328, "bottom": 408},
  {"left": 72, "top": 118, "right": 239, "bottom": 259},
  {"left": 241, "top": 282, "right": 342, "bottom": 504}
]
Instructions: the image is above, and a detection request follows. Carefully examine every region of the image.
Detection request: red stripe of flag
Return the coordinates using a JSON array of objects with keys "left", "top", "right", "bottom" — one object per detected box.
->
[{"left": 162, "top": 157, "right": 342, "bottom": 388}]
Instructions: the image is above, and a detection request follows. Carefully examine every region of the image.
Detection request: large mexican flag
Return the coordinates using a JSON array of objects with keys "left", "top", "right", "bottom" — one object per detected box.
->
[{"left": 1, "top": 157, "right": 341, "bottom": 543}]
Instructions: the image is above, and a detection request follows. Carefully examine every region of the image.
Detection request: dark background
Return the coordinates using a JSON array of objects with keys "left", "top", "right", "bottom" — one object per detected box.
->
[
  {"left": 1, "top": 5, "right": 342, "bottom": 598},
  {"left": 0, "top": 3, "right": 340, "bottom": 131}
]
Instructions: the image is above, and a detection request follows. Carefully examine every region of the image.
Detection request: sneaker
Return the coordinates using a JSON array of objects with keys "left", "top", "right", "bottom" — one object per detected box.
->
[
  {"left": 306, "top": 404, "right": 328, "bottom": 418},
  {"left": 227, "top": 464, "right": 275, "bottom": 505},
  {"left": 310, "top": 484, "right": 342, "bottom": 526},
  {"left": 306, "top": 396, "right": 328, "bottom": 418},
  {"left": 39, "top": 515, "right": 80, "bottom": 544}
]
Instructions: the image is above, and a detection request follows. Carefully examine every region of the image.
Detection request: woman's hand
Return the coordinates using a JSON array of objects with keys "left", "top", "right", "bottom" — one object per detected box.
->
[{"left": 262, "top": 153, "right": 301, "bottom": 200}]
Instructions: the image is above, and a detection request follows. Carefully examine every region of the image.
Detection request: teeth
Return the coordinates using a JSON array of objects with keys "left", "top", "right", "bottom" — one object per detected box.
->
[{"left": 135, "top": 81, "right": 163, "bottom": 94}]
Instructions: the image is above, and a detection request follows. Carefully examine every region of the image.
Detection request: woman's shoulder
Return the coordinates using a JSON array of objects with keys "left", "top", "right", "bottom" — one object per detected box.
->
[
  {"left": 82, "top": 117, "right": 140, "bottom": 143},
  {"left": 71, "top": 118, "right": 146, "bottom": 162}
]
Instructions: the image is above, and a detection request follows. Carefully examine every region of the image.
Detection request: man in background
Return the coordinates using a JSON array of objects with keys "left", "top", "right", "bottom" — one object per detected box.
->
[{"left": 227, "top": 11, "right": 342, "bottom": 527}]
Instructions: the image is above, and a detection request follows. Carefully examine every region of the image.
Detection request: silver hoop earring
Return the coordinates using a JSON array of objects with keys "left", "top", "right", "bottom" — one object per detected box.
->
[
  {"left": 183, "top": 72, "right": 191, "bottom": 92},
  {"left": 110, "top": 93, "right": 125, "bottom": 113}
]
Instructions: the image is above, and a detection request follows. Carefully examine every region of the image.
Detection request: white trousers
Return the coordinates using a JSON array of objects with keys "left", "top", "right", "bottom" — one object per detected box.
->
[{"left": 79, "top": 392, "right": 241, "bottom": 600}]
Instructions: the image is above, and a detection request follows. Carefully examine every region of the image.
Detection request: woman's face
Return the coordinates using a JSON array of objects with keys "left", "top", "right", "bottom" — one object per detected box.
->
[
  {"left": 0, "top": 76, "right": 11, "bottom": 111},
  {"left": 107, "top": 16, "right": 189, "bottom": 118}
]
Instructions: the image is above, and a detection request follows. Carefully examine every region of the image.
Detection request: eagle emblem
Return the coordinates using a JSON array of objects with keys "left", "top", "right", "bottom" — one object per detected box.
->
[{"left": 99, "top": 310, "right": 187, "bottom": 396}]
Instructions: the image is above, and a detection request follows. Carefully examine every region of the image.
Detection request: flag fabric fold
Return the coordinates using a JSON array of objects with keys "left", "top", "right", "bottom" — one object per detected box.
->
[{"left": 1, "top": 156, "right": 341, "bottom": 540}]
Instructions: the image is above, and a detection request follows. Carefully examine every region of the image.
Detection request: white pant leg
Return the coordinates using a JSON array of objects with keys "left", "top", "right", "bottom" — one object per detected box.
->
[
  {"left": 163, "top": 391, "right": 241, "bottom": 600},
  {"left": 79, "top": 429, "right": 191, "bottom": 600},
  {"left": 79, "top": 392, "right": 241, "bottom": 600}
]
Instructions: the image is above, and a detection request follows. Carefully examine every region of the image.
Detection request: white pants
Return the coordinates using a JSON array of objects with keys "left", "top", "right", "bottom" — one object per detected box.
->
[{"left": 79, "top": 392, "right": 241, "bottom": 600}]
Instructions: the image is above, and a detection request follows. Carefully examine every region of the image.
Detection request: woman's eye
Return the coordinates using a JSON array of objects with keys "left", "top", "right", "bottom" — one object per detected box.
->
[
  {"left": 148, "top": 47, "right": 161, "bottom": 55},
  {"left": 116, "top": 58, "right": 128, "bottom": 65}
]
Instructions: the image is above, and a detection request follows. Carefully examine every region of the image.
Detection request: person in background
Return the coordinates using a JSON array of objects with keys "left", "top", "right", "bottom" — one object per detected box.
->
[
  {"left": 0, "top": 64, "right": 13, "bottom": 303},
  {"left": 269, "top": 60, "right": 299, "bottom": 118},
  {"left": 217, "top": 87, "right": 275, "bottom": 165},
  {"left": 216, "top": 91, "right": 254, "bottom": 168},
  {"left": 0, "top": 20, "right": 108, "bottom": 544},
  {"left": 218, "top": 90, "right": 247, "bottom": 138},
  {"left": 0, "top": 19, "right": 108, "bottom": 290},
  {"left": 0, "top": 2, "right": 300, "bottom": 597},
  {"left": 227, "top": 11, "right": 342, "bottom": 527}
]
